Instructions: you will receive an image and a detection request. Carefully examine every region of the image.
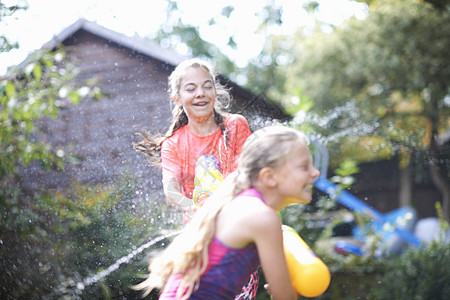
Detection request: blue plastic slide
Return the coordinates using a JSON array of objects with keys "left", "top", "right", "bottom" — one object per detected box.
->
[{"left": 314, "top": 176, "right": 421, "bottom": 248}]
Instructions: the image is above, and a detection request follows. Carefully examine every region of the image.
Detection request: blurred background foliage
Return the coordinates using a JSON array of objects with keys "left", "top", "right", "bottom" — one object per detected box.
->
[
  {"left": 1, "top": 0, "right": 449, "bottom": 299},
  {"left": 0, "top": 3, "right": 177, "bottom": 298}
]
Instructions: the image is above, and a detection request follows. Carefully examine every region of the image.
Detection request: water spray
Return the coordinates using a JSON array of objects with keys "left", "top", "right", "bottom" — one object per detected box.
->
[
  {"left": 78, "top": 230, "right": 181, "bottom": 290},
  {"left": 52, "top": 230, "right": 181, "bottom": 298}
]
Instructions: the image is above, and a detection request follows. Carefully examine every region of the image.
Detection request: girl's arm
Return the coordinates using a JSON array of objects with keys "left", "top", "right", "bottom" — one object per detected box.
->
[
  {"left": 252, "top": 210, "right": 297, "bottom": 300},
  {"left": 163, "top": 181, "right": 193, "bottom": 210}
]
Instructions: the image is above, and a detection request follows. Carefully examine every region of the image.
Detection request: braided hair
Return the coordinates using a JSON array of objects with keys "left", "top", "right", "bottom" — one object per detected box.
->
[{"left": 134, "top": 58, "right": 231, "bottom": 165}]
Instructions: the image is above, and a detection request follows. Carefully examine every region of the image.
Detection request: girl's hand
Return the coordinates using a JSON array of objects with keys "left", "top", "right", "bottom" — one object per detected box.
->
[
  {"left": 182, "top": 205, "right": 197, "bottom": 223},
  {"left": 164, "top": 182, "right": 193, "bottom": 211}
]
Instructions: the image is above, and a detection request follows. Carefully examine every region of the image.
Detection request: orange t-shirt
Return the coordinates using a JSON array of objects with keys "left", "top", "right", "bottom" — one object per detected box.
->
[{"left": 161, "top": 113, "right": 251, "bottom": 199}]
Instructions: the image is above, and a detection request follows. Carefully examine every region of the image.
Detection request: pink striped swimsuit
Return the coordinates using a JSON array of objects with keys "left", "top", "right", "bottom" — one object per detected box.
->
[{"left": 159, "top": 188, "right": 263, "bottom": 299}]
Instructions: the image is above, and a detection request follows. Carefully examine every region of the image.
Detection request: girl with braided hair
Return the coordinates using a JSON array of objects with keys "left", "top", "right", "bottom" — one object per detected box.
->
[
  {"left": 134, "top": 58, "right": 251, "bottom": 217},
  {"left": 135, "top": 126, "right": 320, "bottom": 299}
]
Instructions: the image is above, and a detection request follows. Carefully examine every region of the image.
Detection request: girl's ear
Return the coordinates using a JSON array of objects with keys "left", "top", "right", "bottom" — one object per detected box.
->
[
  {"left": 259, "top": 167, "right": 277, "bottom": 188},
  {"left": 173, "top": 95, "right": 182, "bottom": 107}
]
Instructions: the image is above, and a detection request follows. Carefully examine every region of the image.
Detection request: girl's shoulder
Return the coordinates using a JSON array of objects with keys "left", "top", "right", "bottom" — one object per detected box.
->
[
  {"left": 234, "top": 196, "right": 281, "bottom": 234},
  {"left": 234, "top": 194, "right": 276, "bottom": 221},
  {"left": 162, "top": 125, "right": 188, "bottom": 145},
  {"left": 224, "top": 114, "right": 251, "bottom": 138},
  {"left": 225, "top": 113, "right": 248, "bottom": 125},
  {"left": 217, "top": 194, "right": 279, "bottom": 247}
]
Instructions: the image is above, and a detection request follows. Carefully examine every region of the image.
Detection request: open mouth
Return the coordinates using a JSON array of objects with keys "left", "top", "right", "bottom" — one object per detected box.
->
[
  {"left": 193, "top": 101, "right": 209, "bottom": 107},
  {"left": 304, "top": 185, "right": 313, "bottom": 193}
]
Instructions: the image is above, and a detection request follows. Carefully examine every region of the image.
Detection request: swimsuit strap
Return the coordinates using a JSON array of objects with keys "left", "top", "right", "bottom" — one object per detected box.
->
[{"left": 237, "top": 188, "right": 266, "bottom": 204}]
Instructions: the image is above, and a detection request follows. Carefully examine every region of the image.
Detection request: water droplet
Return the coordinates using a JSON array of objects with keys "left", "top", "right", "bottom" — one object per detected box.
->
[{"left": 76, "top": 282, "right": 85, "bottom": 290}]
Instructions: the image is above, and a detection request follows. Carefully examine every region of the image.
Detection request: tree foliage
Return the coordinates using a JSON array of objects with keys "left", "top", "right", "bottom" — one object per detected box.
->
[
  {"left": 0, "top": 48, "right": 103, "bottom": 230},
  {"left": 2, "top": 51, "right": 80, "bottom": 177},
  {"left": 153, "top": 0, "right": 289, "bottom": 86},
  {"left": 284, "top": 0, "right": 450, "bottom": 219},
  {"left": 243, "top": 34, "right": 293, "bottom": 102},
  {"left": 154, "top": 21, "right": 236, "bottom": 76},
  {"left": 0, "top": 1, "right": 26, "bottom": 53}
]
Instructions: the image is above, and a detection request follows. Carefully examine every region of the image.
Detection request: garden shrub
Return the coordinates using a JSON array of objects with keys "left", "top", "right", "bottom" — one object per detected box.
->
[
  {"left": 0, "top": 174, "right": 180, "bottom": 299},
  {"left": 370, "top": 241, "right": 450, "bottom": 300}
]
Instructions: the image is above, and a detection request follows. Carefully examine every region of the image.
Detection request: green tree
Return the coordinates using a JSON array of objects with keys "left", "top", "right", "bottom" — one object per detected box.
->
[
  {"left": 154, "top": 20, "right": 237, "bottom": 76},
  {"left": 284, "top": 0, "right": 450, "bottom": 219},
  {"left": 153, "top": 1, "right": 238, "bottom": 78},
  {"left": 0, "top": 1, "right": 26, "bottom": 53},
  {"left": 0, "top": 48, "right": 102, "bottom": 224},
  {"left": 243, "top": 34, "right": 293, "bottom": 103},
  {"left": 153, "top": 0, "right": 291, "bottom": 87}
]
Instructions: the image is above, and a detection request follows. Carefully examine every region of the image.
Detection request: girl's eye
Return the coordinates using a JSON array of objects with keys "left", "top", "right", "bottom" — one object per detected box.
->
[
  {"left": 204, "top": 85, "right": 213, "bottom": 89},
  {"left": 299, "top": 164, "right": 309, "bottom": 171}
]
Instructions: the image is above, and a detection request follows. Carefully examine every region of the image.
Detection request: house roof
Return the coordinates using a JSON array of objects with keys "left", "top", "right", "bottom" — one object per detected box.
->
[
  {"left": 42, "top": 18, "right": 187, "bottom": 66},
  {"left": 21, "top": 18, "right": 289, "bottom": 120}
]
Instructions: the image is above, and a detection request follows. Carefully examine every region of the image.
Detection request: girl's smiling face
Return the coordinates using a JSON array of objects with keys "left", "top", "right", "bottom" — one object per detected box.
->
[
  {"left": 175, "top": 66, "right": 217, "bottom": 122},
  {"left": 274, "top": 142, "right": 320, "bottom": 205}
]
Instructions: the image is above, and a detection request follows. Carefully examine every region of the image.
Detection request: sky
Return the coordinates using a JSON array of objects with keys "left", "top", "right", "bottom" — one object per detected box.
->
[{"left": 0, "top": 0, "right": 367, "bottom": 75}]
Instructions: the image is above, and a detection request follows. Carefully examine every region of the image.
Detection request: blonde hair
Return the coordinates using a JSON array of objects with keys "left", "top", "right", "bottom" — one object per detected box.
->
[
  {"left": 134, "top": 126, "right": 309, "bottom": 299},
  {"left": 134, "top": 58, "right": 232, "bottom": 165}
]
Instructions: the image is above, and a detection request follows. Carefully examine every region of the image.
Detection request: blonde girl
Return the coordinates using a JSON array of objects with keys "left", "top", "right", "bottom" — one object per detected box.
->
[{"left": 135, "top": 126, "right": 320, "bottom": 299}]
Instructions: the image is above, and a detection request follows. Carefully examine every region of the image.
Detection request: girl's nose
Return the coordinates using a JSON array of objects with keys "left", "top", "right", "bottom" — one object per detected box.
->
[
  {"left": 195, "top": 87, "right": 205, "bottom": 97},
  {"left": 312, "top": 167, "right": 320, "bottom": 178}
]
